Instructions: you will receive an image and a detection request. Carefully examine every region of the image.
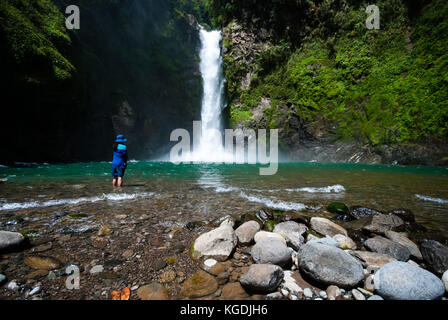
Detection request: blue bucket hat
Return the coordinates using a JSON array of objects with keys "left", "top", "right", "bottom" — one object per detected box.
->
[{"left": 115, "top": 134, "right": 127, "bottom": 143}]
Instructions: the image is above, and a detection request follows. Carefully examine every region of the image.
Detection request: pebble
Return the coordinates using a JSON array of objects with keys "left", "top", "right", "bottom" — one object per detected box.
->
[
  {"left": 364, "top": 276, "right": 375, "bottom": 292},
  {"left": 326, "top": 285, "right": 341, "bottom": 300},
  {"left": 368, "top": 295, "right": 384, "bottom": 300},
  {"left": 319, "top": 290, "right": 327, "bottom": 299},
  {"left": 443, "top": 270, "right": 448, "bottom": 292},
  {"left": 90, "top": 265, "right": 104, "bottom": 274},
  {"left": 0, "top": 274, "right": 6, "bottom": 285},
  {"left": 358, "top": 287, "right": 374, "bottom": 297},
  {"left": 131, "top": 285, "right": 139, "bottom": 291},
  {"left": 351, "top": 289, "right": 366, "bottom": 300},
  {"left": 29, "top": 285, "right": 42, "bottom": 296},
  {"left": 266, "top": 292, "right": 284, "bottom": 300},
  {"left": 7, "top": 281, "right": 20, "bottom": 292},
  {"left": 47, "top": 271, "right": 57, "bottom": 280},
  {"left": 304, "top": 288, "right": 313, "bottom": 299}
]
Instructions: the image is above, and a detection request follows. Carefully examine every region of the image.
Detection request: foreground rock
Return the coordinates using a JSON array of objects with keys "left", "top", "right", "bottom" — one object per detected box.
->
[
  {"left": 333, "top": 234, "right": 357, "bottom": 250},
  {"left": 385, "top": 231, "right": 422, "bottom": 260},
  {"left": 191, "top": 225, "right": 237, "bottom": 261},
  {"left": 326, "top": 285, "right": 342, "bottom": 300},
  {"left": 137, "top": 282, "right": 171, "bottom": 300},
  {"left": 298, "top": 242, "right": 364, "bottom": 288},
  {"left": 310, "top": 217, "right": 348, "bottom": 237},
  {"left": 240, "top": 264, "right": 284, "bottom": 293},
  {"left": 442, "top": 270, "right": 448, "bottom": 292},
  {"left": 273, "top": 221, "right": 307, "bottom": 250},
  {"left": 349, "top": 251, "right": 397, "bottom": 269},
  {"left": 251, "top": 238, "right": 291, "bottom": 267},
  {"left": 420, "top": 240, "right": 448, "bottom": 275},
  {"left": 364, "top": 236, "right": 411, "bottom": 261},
  {"left": 180, "top": 270, "right": 219, "bottom": 299},
  {"left": 235, "top": 221, "right": 260, "bottom": 245},
  {"left": 221, "top": 282, "right": 250, "bottom": 300},
  {"left": 254, "top": 231, "right": 286, "bottom": 245},
  {"left": 0, "top": 231, "right": 25, "bottom": 251},
  {"left": 374, "top": 261, "right": 445, "bottom": 300},
  {"left": 362, "top": 214, "right": 405, "bottom": 235}
]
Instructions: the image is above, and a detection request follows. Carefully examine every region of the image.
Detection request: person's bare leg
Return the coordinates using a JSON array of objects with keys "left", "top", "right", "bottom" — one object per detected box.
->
[
  {"left": 113, "top": 178, "right": 118, "bottom": 187},
  {"left": 117, "top": 177, "right": 123, "bottom": 187}
]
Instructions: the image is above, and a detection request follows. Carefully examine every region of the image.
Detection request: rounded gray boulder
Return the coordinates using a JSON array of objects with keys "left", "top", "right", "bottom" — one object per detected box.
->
[
  {"left": 298, "top": 242, "right": 364, "bottom": 288},
  {"left": 251, "top": 237, "right": 291, "bottom": 266},
  {"left": 374, "top": 261, "right": 445, "bottom": 300},
  {"left": 240, "top": 264, "right": 284, "bottom": 292},
  {"left": 0, "top": 231, "right": 25, "bottom": 252}
]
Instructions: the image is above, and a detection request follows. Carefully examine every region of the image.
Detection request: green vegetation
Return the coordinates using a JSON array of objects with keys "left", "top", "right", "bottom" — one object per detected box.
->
[
  {"left": 0, "top": 0, "right": 74, "bottom": 85},
  {"left": 212, "top": 0, "right": 448, "bottom": 146}
]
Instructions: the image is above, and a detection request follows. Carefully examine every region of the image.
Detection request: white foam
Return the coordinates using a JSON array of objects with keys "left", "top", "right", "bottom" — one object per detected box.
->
[
  {"left": 239, "top": 191, "right": 307, "bottom": 211},
  {"left": 0, "top": 192, "right": 157, "bottom": 211},
  {"left": 415, "top": 194, "right": 448, "bottom": 204},
  {"left": 285, "top": 185, "right": 346, "bottom": 193},
  {"left": 215, "top": 186, "right": 241, "bottom": 193}
]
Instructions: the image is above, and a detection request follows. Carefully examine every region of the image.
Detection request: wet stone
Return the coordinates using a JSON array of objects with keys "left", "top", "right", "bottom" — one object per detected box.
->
[
  {"left": 24, "top": 256, "right": 62, "bottom": 271},
  {"left": 137, "top": 282, "right": 171, "bottom": 300},
  {"left": 180, "top": 270, "right": 219, "bottom": 299},
  {"left": 153, "top": 259, "right": 167, "bottom": 271}
]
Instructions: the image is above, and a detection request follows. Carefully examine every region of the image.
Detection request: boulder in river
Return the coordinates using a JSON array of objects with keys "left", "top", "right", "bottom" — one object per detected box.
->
[
  {"left": 420, "top": 240, "right": 448, "bottom": 275},
  {"left": 310, "top": 217, "right": 348, "bottom": 237},
  {"left": 387, "top": 209, "right": 415, "bottom": 223},
  {"left": 273, "top": 221, "right": 307, "bottom": 250},
  {"left": 374, "top": 261, "right": 445, "bottom": 300},
  {"left": 385, "top": 230, "right": 422, "bottom": 260},
  {"left": 0, "top": 231, "right": 25, "bottom": 252},
  {"left": 349, "top": 206, "right": 382, "bottom": 220},
  {"left": 364, "top": 236, "right": 411, "bottom": 261},
  {"left": 251, "top": 237, "right": 291, "bottom": 267},
  {"left": 327, "top": 202, "right": 349, "bottom": 215},
  {"left": 298, "top": 242, "right": 364, "bottom": 288},
  {"left": 191, "top": 225, "right": 237, "bottom": 262},
  {"left": 235, "top": 221, "right": 260, "bottom": 245},
  {"left": 240, "top": 264, "right": 284, "bottom": 293},
  {"left": 362, "top": 214, "right": 405, "bottom": 235}
]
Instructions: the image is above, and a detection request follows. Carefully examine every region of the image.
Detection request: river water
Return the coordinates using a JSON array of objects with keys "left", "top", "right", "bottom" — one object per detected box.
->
[{"left": 0, "top": 161, "right": 447, "bottom": 235}]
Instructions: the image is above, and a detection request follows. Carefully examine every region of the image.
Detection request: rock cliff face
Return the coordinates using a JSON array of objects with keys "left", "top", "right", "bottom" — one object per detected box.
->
[
  {"left": 0, "top": 0, "right": 203, "bottom": 163},
  {"left": 220, "top": 18, "right": 448, "bottom": 165}
]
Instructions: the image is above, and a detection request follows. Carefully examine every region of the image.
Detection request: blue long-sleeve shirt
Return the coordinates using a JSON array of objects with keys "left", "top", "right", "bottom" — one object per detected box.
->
[{"left": 112, "top": 145, "right": 128, "bottom": 169}]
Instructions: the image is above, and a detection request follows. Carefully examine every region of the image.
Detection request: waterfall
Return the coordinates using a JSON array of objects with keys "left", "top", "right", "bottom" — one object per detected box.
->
[{"left": 192, "top": 29, "right": 227, "bottom": 162}]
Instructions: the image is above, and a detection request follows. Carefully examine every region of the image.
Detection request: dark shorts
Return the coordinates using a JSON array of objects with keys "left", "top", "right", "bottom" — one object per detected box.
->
[{"left": 112, "top": 167, "right": 126, "bottom": 178}]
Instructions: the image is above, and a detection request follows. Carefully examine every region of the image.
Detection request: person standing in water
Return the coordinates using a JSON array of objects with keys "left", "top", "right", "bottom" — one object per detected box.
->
[{"left": 112, "top": 134, "right": 128, "bottom": 187}]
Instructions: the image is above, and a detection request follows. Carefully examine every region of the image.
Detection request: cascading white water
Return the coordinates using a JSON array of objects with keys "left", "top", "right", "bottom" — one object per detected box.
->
[{"left": 191, "top": 29, "right": 227, "bottom": 162}]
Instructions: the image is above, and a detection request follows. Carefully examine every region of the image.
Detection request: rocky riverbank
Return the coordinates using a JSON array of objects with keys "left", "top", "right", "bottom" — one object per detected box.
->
[{"left": 1, "top": 202, "right": 447, "bottom": 300}]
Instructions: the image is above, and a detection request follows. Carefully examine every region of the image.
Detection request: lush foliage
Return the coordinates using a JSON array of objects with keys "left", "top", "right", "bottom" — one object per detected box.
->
[
  {"left": 0, "top": 0, "right": 75, "bottom": 84},
  {"left": 217, "top": 0, "right": 448, "bottom": 145}
]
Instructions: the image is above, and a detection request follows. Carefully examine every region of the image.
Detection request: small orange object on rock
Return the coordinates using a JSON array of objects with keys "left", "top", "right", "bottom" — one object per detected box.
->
[{"left": 112, "top": 287, "right": 131, "bottom": 300}]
